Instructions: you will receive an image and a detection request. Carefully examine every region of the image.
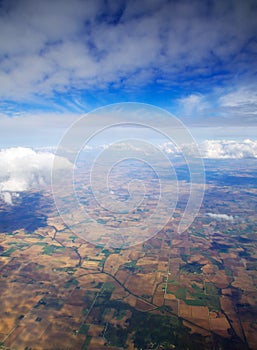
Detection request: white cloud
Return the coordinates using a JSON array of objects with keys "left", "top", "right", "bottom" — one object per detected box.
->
[
  {"left": 0, "top": 147, "right": 72, "bottom": 204},
  {"left": 79, "top": 138, "right": 257, "bottom": 159},
  {"left": 217, "top": 87, "right": 257, "bottom": 124},
  {"left": 178, "top": 94, "right": 209, "bottom": 117},
  {"left": 163, "top": 139, "right": 257, "bottom": 159},
  {"left": 206, "top": 213, "right": 234, "bottom": 221},
  {"left": 200, "top": 139, "right": 257, "bottom": 159},
  {"left": 219, "top": 88, "right": 257, "bottom": 109},
  {"left": 158, "top": 142, "right": 180, "bottom": 155},
  {"left": 0, "top": 0, "right": 256, "bottom": 101}
]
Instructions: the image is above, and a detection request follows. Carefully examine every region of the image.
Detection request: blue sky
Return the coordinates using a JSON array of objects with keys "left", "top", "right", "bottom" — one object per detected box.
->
[{"left": 0, "top": 0, "right": 257, "bottom": 146}]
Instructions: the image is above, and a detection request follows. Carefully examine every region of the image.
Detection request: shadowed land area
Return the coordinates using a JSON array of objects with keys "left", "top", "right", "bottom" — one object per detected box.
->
[{"left": 0, "top": 192, "right": 54, "bottom": 233}]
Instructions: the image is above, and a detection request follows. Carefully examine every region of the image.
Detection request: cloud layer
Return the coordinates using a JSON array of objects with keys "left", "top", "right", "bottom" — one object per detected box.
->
[
  {"left": 80, "top": 138, "right": 257, "bottom": 159},
  {"left": 0, "top": 147, "right": 72, "bottom": 204},
  {"left": 0, "top": 0, "right": 256, "bottom": 103}
]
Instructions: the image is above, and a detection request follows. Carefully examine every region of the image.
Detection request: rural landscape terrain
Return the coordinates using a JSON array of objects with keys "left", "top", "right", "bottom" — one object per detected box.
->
[{"left": 0, "top": 159, "right": 257, "bottom": 350}]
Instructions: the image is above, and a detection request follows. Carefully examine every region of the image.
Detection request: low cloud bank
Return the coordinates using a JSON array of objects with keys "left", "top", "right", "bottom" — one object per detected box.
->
[
  {"left": 159, "top": 139, "right": 257, "bottom": 159},
  {"left": 201, "top": 139, "right": 257, "bottom": 159},
  {"left": 42, "top": 139, "right": 257, "bottom": 161},
  {"left": 0, "top": 147, "right": 72, "bottom": 204}
]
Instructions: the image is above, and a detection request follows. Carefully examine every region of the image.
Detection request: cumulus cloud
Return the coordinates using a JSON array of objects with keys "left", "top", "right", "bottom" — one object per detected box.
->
[
  {"left": 165, "top": 139, "right": 257, "bottom": 159},
  {"left": 0, "top": 147, "right": 72, "bottom": 204},
  {"left": 206, "top": 213, "right": 235, "bottom": 221},
  {"left": 200, "top": 139, "right": 257, "bottom": 159}
]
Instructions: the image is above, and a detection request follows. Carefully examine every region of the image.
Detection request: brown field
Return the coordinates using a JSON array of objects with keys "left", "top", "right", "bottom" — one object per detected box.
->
[
  {"left": 3, "top": 326, "right": 26, "bottom": 348},
  {"left": 88, "top": 324, "right": 104, "bottom": 337},
  {"left": 136, "top": 256, "right": 158, "bottom": 271},
  {"left": 114, "top": 269, "right": 131, "bottom": 284},
  {"left": 240, "top": 291, "right": 257, "bottom": 306},
  {"left": 221, "top": 288, "right": 233, "bottom": 296},
  {"left": 77, "top": 245, "right": 102, "bottom": 260},
  {"left": 104, "top": 253, "right": 128, "bottom": 274},
  {"left": 87, "top": 336, "right": 106, "bottom": 349},
  {"left": 157, "top": 261, "right": 169, "bottom": 271},
  {"left": 166, "top": 283, "right": 180, "bottom": 294},
  {"left": 74, "top": 272, "right": 107, "bottom": 287},
  {"left": 189, "top": 318, "right": 210, "bottom": 331},
  {"left": 122, "top": 294, "right": 137, "bottom": 308},
  {"left": 0, "top": 314, "right": 17, "bottom": 337},
  {"left": 220, "top": 296, "right": 245, "bottom": 340},
  {"left": 17, "top": 244, "right": 44, "bottom": 256},
  {"left": 179, "top": 302, "right": 210, "bottom": 330},
  {"left": 201, "top": 263, "right": 217, "bottom": 274},
  {"left": 164, "top": 299, "right": 179, "bottom": 314},
  {"left": 231, "top": 269, "right": 256, "bottom": 291},
  {"left": 209, "top": 315, "right": 230, "bottom": 337},
  {"left": 128, "top": 250, "right": 144, "bottom": 261},
  {"left": 81, "top": 260, "right": 101, "bottom": 270},
  {"left": 110, "top": 282, "right": 128, "bottom": 300},
  {"left": 60, "top": 303, "right": 84, "bottom": 318},
  {"left": 242, "top": 321, "right": 257, "bottom": 350},
  {"left": 179, "top": 301, "right": 194, "bottom": 318},
  {"left": 187, "top": 254, "right": 209, "bottom": 265},
  {"left": 125, "top": 272, "right": 156, "bottom": 296},
  {"left": 0, "top": 256, "right": 10, "bottom": 269},
  {"left": 0, "top": 282, "right": 43, "bottom": 315},
  {"left": 164, "top": 292, "right": 177, "bottom": 300},
  {"left": 155, "top": 271, "right": 164, "bottom": 283},
  {"left": 147, "top": 237, "right": 163, "bottom": 249},
  {"left": 207, "top": 270, "right": 232, "bottom": 289},
  {"left": 5, "top": 318, "right": 50, "bottom": 349},
  {"left": 47, "top": 217, "right": 67, "bottom": 231},
  {"left": 168, "top": 258, "right": 180, "bottom": 272},
  {"left": 152, "top": 284, "right": 165, "bottom": 306},
  {"left": 40, "top": 331, "right": 84, "bottom": 350},
  {"left": 135, "top": 298, "right": 153, "bottom": 311},
  {"left": 191, "top": 306, "right": 209, "bottom": 319},
  {"left": 66, "top": 288, "right": 88, "bottom": 305}
]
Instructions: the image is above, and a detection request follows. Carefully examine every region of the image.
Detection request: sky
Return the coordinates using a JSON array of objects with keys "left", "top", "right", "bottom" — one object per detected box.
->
[{"left": 0, "top": 0, "right": 257, "bottom": 146}]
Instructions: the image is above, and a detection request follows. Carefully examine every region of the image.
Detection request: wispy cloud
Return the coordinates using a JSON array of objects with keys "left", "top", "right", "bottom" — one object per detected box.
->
[
  {"left": 175, "top": 83, "right": 257, "bottom": 127},
  {"left": 219, "top": 88, "right": 257, "bottom": 108},
  {"left": 218, "top": 87, "right": 257, "bottom": 124},
  {"left": 178, "top": 94, "right": 209, "bottom": 117}
]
